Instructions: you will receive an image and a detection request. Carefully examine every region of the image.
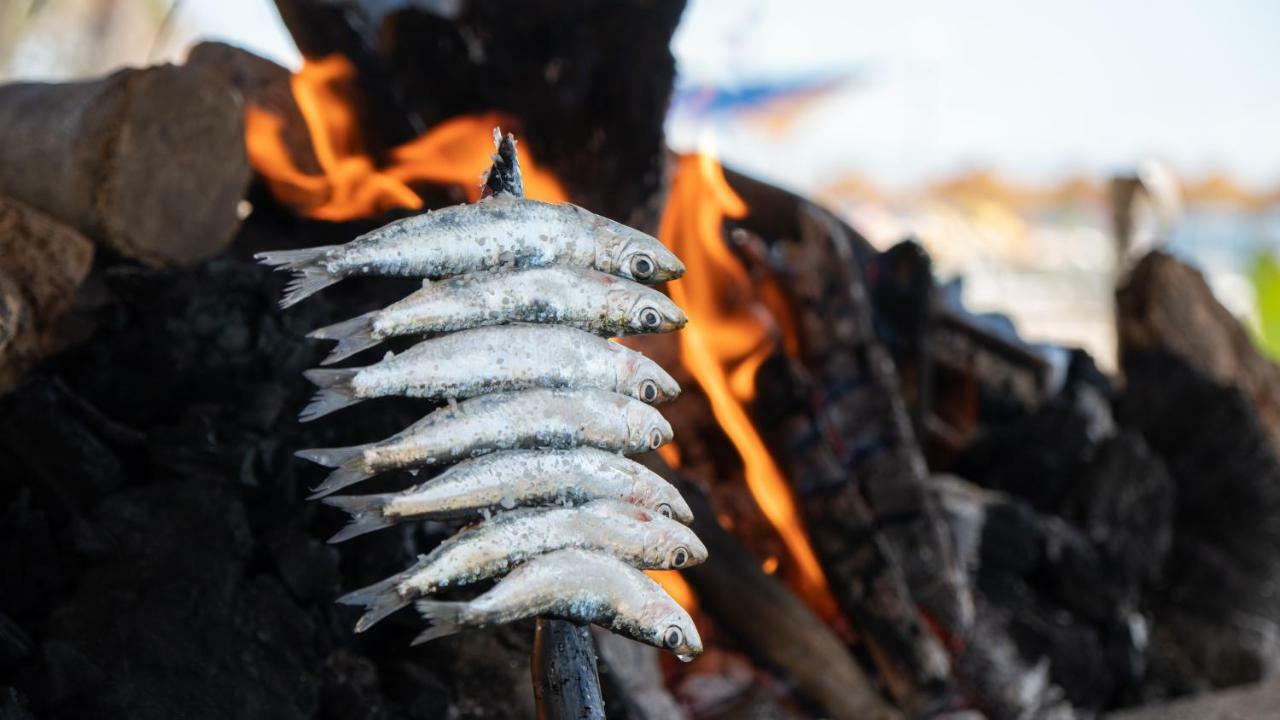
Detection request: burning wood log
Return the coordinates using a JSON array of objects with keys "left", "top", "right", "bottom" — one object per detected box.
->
[
  {"left": 640, "top": 457, "right": 900, "bottom": 720},
  {"left": 0, "top": 197, "right": 94, "bottom": 395},
  {"left": 0, "top": 63, "right": 251, "bottom": 267},
  {"left": 742, "top": 197, "right": 969, "bottom": 713}
]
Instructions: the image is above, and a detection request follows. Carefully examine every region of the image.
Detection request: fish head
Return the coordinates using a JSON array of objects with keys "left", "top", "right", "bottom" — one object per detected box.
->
[
  {"left": 626, "top": 466, "right": 694, "bottom": 524},
  {"left": 643, "top": 516, "right": 708, "bottom": 570},
  {"left": 620, "top": 354, "right": 681, "bottom": 404},
  {"left": 643, "top": 599, "right": 703, "bottom": 662},
  {"left": 617, "top": 288, "right": 687, "bottom": 334},
  {"left": 587, "top": 212, "right": 685, "bottom": 283},
  {"left": 624, "top": 401, "right": 674, "bottom": 453}
]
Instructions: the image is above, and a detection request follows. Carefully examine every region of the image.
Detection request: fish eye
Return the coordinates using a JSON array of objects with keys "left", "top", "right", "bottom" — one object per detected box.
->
[
  {"left": 670, "top": 546, "right": 689, "bottom": 568},
  {"left": 640, "top": 307, "right": 662, "bottom": 329},
  {"left": 663, "top": 626, "right": 684, "bottom": 649},
  {"left": 639, "top": 380, "right": 659, "bottom": 403},
  {"left": 657, "top": 503, "right": 674, "bottom": 518},
  {"left": 630, "top": 254, "right": 656, "bottom": 280},
  {"left": 648, "top": 428, "right": 664, "bottom": 450}
]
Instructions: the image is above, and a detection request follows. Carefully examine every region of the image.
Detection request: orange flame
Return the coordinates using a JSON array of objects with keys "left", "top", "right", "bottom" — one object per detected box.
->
[
  {"left": 662, "top": 153, "right": 838, "bottom": 621},
  {"left": 647, "top": 570, "right": 698, "bottom": 615},
  {"left": 245, "top": 55, "right": 565, "bottom": 220}
]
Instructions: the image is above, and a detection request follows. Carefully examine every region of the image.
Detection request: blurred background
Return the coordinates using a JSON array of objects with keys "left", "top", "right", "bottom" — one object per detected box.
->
[{"left": 3, "top": 0, "right": 1278, "bottom": 367}]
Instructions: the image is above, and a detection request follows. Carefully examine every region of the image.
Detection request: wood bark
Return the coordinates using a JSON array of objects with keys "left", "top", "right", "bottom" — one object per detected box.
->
[
  {"left": 0, "top": 63, "right": 251, "bottom": 267},
  {"left": 0, "top": 197, "right": 94, "bottom": 394}
]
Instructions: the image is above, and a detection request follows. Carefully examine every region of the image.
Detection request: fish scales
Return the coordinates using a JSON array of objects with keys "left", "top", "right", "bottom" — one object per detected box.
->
[
  {"left": 255, "top": 196, "right": 685, "bottom": 307},
  {"left": 296, "top": 388, "right": 673, "bottom": 497},
  {"left": 299, "top": 324, "right": 681, "bottom": 421},
  {"left": 414, "top": 549, "right": 703, "bottom": 661},
  {"left": 309, "top": 267, "right": 687, "bottom": 364},
  {"left": 322, "top": 448, "right": 693, "bottom": 542},
  {"left": 339, "top": 499, "right": 707, "bottom": 630}
]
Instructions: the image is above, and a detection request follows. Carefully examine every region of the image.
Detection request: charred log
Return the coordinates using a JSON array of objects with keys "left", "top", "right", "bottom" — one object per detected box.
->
[
  {"left": 739, "top": 189, "right": 968, "bottom": 713},
  {"left": 0, "top": 64, "right": 251, "bottom": 267},
  {"left": 1118, "top": 250, "right": 1280, "bottom": 453}
]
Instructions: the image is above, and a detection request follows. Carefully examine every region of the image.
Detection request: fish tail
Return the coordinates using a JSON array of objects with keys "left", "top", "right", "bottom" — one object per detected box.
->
[
  {"left": 254, "top": 246, "right": 342, "bottom": 308},
  {"left": 295, "top": 445, "right": 375, "bottom": 498},
  {"left": 309, "top": 312, "right": 380, "bottom": 365},
  {"left": 411, "top": 599, "right": 466, "bottom": 645},
  {"left": 321, "top": 493, "right": 395, "bottom": 543},
  {"left": 299, "top": 368, "right": 361, "bottom": 422},
  {"left": 338, "top": 574, "right": 414, "bottom": 633}
]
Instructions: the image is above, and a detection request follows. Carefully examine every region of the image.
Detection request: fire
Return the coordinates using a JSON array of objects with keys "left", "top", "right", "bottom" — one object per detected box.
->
[
  {"left": 661, "top": 153, "right": 838, "bottom": 620},
  {"left": 647, "top": 570, "right": 698, "bottom": 615},
  {"left": 245, "top": 55, "right": 566, "bottom": 220}
]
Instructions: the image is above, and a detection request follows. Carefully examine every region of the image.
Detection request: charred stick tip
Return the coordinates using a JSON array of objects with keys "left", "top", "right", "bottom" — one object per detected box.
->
[{"left": 481, "top": 127, "right": 524, "bottom": 199}]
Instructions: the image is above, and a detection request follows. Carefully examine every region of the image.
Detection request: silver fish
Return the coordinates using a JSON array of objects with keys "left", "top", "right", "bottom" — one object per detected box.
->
[
  {"left": 296, "top": 388, "right": 673, "bottom": 498},
  {"left": 299, "top": 324, "right": 680, "bottom": 422},
  {"left": 322, "top": 448, "right": 693, "bottom": 542},
  {"left": 339, "top": 499, "right": 707, "bottom": 631},
  {"left": 413, "top": 549, "right": 703, "bottom": 661},
  {"left": 255, "top": 195, "right": 685, "bottom": 307},
  {"left": 309, "top": 266, "right": 688, "bottom": 364}
]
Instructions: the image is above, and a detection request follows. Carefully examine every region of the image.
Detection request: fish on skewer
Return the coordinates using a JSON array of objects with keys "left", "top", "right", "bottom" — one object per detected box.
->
[
  {"left": 310, "top": 266, "right": 688, "bottom": 364},
  {"left": 299, "top": 324, "right": 681, "bottom": 422},
  {"left": 340, "top": 499, "right": 707, "bottom": 631},
  {"left": 413, "top": 548, "right": 703, "bottom": 662},
  {"left": 297, "top": 387, "right": 673, "bottom": 498},
  {"left": 323, "top": 447, "right": 693, "bottom": 542},
  {"left": 255, "top": 195, "right": 685, "bottom": 307}
]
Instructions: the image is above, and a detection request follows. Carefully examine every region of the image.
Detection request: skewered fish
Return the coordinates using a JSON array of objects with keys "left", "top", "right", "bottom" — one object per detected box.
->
[
  {"left": 322, "top": 447, "right": 693, "bottom": 542},
  {"left": 297, "top": 387, "right": 674, "bottom": 498},
  {"left": 414, "top": 549, "right": 703, "bottom": 662},
  {"left": 299, "top": 324, "right": 680, "bottom": 422},
  {"left": 340, "top": 499, "right": 707, "bottom": 631},
  {"left": 310, "top": 266, "right": 688, "bottom": 364},
  {"left": 255, "top": 195, "right": 685, "bottom": 307}
]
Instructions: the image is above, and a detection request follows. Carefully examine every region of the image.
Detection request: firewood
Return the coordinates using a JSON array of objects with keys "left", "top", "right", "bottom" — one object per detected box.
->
[
  {"left": 0, "top": 63, "right": 251, "bottom": 267},
  {"left": 1117, "top": 250, "right": 1280, "bottom": 452},
  {"left": 185, "top": 41, "right": 322, "bottom": 178},
  {"left": 0, "top": 197, "right": 94, "bottom": 395}
]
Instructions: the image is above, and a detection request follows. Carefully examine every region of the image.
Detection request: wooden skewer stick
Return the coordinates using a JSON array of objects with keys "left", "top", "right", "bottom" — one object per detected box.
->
[{"left": 479, "top": 129, "right": 606, "bottom": 720}]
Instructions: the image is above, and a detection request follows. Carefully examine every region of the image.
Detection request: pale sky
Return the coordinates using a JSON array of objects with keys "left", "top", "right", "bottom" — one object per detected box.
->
[{"left": 670, "top": 0, "right": 1280, "bottom": 193}]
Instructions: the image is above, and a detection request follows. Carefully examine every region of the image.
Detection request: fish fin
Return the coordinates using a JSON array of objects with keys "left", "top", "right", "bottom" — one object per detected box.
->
[
  {"left": 299, "top": 368, "right": 361, "bottom": 422},
  {"left": 322, "top": 494, "right": 395, "bottom": 543},
  {"left": 295, "top": 444, "right": 365, "bottom": 468},
  {"left": 295, "top": 444, "right": 375, "bottom": 498},
  {"left": 411, "top": 599, "right": 465, "bottom": 645},
  {"left": 254, "top": 245, "right": 342, "bottom": 308},
  {"left": 339, "top": 574, "right": 412, "bottom": 632},
  {"left": 309, "top": 312, "right": 380, "bottom": 365}
]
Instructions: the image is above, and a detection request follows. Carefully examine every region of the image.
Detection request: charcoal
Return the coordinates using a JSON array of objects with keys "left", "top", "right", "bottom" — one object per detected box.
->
[
  {"left": 0, "top": 613, "right": 31, "bottom": 672},
  {"left": 1119, "top": 348, "right": 1280, "bottom": 693},
  {"left": 0, "top": 688, "right": 34, "bottom": 720}
]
